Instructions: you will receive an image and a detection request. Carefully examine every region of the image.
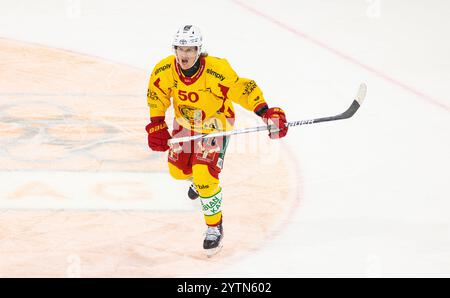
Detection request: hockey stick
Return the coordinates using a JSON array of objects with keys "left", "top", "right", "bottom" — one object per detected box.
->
[{"left": 168, "top": 83, "right": 367, "bottom": 145}]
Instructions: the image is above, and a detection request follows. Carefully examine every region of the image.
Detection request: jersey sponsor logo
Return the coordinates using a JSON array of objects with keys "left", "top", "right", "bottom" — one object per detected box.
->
[
  {"left": 206, "top": 69, "right": 225, "bottom": 81},
  {"left": 243, "top": 80, "right": 257, "bottom": 95},
  {"left": 195, "top": 184, "right": 209, "bottom": 190},
  {"left": 154, "top": 63, "right": 171, "bottom": 75},
  {"left": 201, "top": 195, "right": 222, "bottom": 215},
  {"left": 147, "top": 89, "right": 159, "bottom": 101}
]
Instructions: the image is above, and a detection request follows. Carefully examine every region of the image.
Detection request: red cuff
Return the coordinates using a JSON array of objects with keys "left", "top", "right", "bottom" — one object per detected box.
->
[
  {"left": 150, "top": 116, "right": 165, "bottom": 123},
  {"left": 253, "top": 103, "right": 269, "bottom": 117}
]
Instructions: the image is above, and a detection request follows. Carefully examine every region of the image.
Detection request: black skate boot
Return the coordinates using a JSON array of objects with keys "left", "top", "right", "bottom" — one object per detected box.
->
[
  {"left": 188, "top": 183, "right": 199, "bottom": 200},
  {"left": 203, "top": 222, "right": 224, "bottom": 257}
]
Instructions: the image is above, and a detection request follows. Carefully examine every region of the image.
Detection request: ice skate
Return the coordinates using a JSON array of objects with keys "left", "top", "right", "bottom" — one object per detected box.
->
[
  {"left": 203, "top": 222, "right": 224, "bottom": 257},
  {"left": 188, "top": 182, "right": 199, "bottom": 200}
]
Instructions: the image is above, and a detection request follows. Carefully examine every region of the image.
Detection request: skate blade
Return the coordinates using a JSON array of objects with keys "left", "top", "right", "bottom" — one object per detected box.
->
[{"left": 205, "top": 242, "right": 223, "bottom": 258}]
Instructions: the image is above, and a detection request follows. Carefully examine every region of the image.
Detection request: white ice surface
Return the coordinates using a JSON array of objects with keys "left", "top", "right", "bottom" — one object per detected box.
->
[{"left": 0, "top": 0, "right": 449, "bottom": 277}]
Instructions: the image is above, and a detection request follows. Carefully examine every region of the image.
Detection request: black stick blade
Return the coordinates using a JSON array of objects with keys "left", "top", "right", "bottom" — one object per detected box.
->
[{"left": 337, "top": 83, "right": 367, "bottom": 120}]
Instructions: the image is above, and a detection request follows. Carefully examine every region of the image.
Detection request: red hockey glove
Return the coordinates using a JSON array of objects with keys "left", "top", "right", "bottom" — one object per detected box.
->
[
  {"left": 145, "top": 117, "right": 171, "bottom": 152},
  {"left": 261, "top": 107, "right": 288, "bottom": 139}
]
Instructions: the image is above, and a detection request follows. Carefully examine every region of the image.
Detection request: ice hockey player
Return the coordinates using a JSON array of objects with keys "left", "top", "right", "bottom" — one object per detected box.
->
[{"left": 145, "top": 25, "right": 288, "bottom": 257}]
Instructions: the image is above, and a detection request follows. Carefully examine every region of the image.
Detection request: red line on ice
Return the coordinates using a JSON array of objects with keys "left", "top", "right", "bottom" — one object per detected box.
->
[{"left": 231, "top": 0, "right": 449, "bottom": 112}]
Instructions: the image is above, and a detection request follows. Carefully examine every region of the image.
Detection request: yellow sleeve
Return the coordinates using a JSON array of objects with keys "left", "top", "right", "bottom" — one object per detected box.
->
[
  {"left": 147, "top": 57, "right": 174, "bottom": 120},
  {"left": 212, "top": 58, "right": 267, "bottom": 113}
]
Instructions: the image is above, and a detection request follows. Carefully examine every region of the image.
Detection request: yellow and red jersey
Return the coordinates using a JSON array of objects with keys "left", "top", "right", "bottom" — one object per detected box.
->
[{"left": 147, "top": 55, "right": 267, "bottom": 134}]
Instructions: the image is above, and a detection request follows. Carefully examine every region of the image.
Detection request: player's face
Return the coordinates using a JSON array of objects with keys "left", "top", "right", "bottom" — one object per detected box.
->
[{"left": 175, "top": 46, "right": 198, "bottom": 70}]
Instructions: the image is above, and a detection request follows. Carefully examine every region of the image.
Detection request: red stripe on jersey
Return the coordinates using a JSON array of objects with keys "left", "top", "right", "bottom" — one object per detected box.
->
[
  {"left": 174, "top": 57, "right": 206, "bottom": 85},
  {"left": 253, "top": 102, "right": 268, "bottom": 114},
  {"left": 218, "top": 83, "right": 229, "bottom": 100},
  {"left": 218, "top": 83, "right": 230, "bottom": 113},
  {"left": 153, "top": 78, "right": 167, "bottom": 96},
  {"left": 226, "top": 107, "right": 235, "bottom": 126}
]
